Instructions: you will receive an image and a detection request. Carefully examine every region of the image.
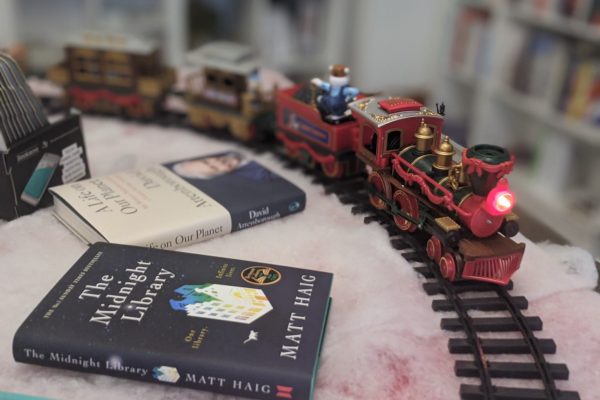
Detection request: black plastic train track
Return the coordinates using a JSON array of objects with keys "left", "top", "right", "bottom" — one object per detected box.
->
[
  {"left": 321, "top": 175, "right": 581, "bottom": 400},
  {"left": 272, "top": 152, "right": 581, "bottom": 400},
  {"left": 46, "top": 103, "right": 581, "bottom": 400}
]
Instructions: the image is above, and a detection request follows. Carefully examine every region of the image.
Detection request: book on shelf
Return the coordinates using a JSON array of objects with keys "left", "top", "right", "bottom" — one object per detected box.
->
[
  {"left": 557, "top": 0, "right": 590, "bottom": 19},
  {"left": 508, "top": 29, "right": 600, "bottom": 126},
  {"left": 450, "top": 7, "right": 490, "bottom": 78},
  {"left": 49, "top": 151, "right": 305, "bottom": 249},
  {"left": 13, "top": 243, "right": 333, "bottom": 400},
  {"left": 530, "top": 126, "right": 574, "bottom": 195},
  {"left": 530, "top": 34, "right": 569, "bottom": 106},
  {"left": 563, "top": 59, "right": 600, "bottom": 118},
  {"left": 585, "top": 76, "right": 600, "bottom": 123},
  {"left": 513, "top": 0, "right": 557, "bottom": 17},
  {"left": 510, "top": 31, "right": 570, "bottom": 108},
  {"left": 514, "top": 0, "right": 597, "bottom": 21},
  {"left": 590, "top": 0, "right": 600, "bottom": 24}
]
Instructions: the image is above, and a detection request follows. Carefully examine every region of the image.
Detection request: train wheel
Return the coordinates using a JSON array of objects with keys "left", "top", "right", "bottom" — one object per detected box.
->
[
  {"left": 246, "top": 122, "right": 258, "bottom": 141},
  {"left": 73, "top": 95, "right": 93, "bottom": 111},
  {"left": 426, "top": 236, "right": 443, "bottom": 263},
  {"left": 392, "top": 189, "right": 418, "bottom": 232},
  {"left": 298, "top": 150, "right": 315, "bottom": 168},
  {"left": 439, "top": 252, "right": 457, "bottom": 281},
  {"left": 322, "top": 160, "right": 344, "bottom": 178},
  {"left": 188, "top": 110, "right": 211, "bottom": 130},
  {"left": 127, "top": 102, "right": 145, "bottom": 119},
  {"left": 230, "top": 120, "right": 253, "bottom": 141},
  {"left": 367, "top": 172, "right": 389, "bottom": 210},
  {"left": 283, "top": 145, "right": 298, "bottom": 160},
  {"left": 199, "top": 117, "right": 213, "bottom": 131}
]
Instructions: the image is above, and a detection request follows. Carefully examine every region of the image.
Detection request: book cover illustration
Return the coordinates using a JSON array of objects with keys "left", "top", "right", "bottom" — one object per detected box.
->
[
  {"left": 13, "top": 243, "right": 332, "bottom": 400},
  {"left": 169, "top": 284, "right": 273, "bottom": 324},
  {"left": 49, "top": 151, "right": 305, "bottom": 249}
]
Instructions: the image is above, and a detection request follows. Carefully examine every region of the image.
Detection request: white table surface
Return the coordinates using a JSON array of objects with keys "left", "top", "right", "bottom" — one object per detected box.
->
[{"left": 1, "top": 115, "right": 598, "bottom": 400}]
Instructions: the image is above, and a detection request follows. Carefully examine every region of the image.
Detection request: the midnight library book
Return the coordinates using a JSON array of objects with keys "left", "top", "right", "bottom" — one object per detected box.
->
[
  {"left": 49, "top": 151, "right": 305, "bottom": 249},
  {"left": 13, "top": 243, "right": 333, "bottom": 400}
]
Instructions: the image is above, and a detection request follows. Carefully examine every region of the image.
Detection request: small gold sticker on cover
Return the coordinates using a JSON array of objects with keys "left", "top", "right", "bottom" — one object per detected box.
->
[{"left": 241, "top": 266, "right": 281, "bottom": 286}]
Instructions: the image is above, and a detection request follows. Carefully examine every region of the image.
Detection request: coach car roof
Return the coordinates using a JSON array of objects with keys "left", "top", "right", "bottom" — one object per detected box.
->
[
  {"left": 65, "top": 32, "right": 157, "bottom": 55},
  {"left": 186, "top": 41, "right": 259, "bottom": 76}
]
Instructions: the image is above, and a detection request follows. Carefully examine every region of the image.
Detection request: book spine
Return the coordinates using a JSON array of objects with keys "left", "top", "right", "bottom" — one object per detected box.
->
[
  {"left": 230, "top": 190, "right": 306, "bottom": 233},
  {"left": 132, "top": 214, "right": 231, "bottom": 250},
  {"left": 13, "top": 331, "right": 310, "bottom": 400}
]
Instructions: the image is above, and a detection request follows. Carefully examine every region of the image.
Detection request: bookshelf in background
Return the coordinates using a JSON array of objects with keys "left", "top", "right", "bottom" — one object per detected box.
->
[{"left": 437, "top": 0, "right": 600, "bottom": 257}]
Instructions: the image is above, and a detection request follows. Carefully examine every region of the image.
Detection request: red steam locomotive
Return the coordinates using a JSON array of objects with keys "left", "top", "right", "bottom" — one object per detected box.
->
[{"left": 276, "top": 83, "right": 524, "bottom": 285}]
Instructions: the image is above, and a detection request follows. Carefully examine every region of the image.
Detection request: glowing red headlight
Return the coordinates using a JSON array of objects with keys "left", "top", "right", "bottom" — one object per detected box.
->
[{"left": 485, "top": 179, "right": 515, "bottom": 216}]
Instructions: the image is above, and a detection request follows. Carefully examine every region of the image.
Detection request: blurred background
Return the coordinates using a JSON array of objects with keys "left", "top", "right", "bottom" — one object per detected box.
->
[{"left": 1, "top": 0, "right": 599, "bottom": 259}]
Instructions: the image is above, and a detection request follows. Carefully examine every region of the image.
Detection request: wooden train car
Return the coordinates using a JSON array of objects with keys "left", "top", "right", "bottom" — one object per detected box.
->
[
  {"left": 184, "top": 42, "right": 274, "bottom": 141},
  {"left": 47, "top": 33, "right": 174, "bottom": 118},
  {"left": 348, "top": 96, "right": 524, "bottom": 285},
  {"left": 275, "top": 83, "right": 362, "bottom": 178}
]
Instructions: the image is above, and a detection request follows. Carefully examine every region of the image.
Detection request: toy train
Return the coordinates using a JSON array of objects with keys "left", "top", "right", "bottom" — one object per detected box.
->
[
  {"left": 48, "top": 38, "right": 277, "bottom": 140},
  {"left": 277, "top": 85, "right": 524, "bottom": 285},
  {"left": 44, "top": 37, "right": 525, "bottom": 285}
]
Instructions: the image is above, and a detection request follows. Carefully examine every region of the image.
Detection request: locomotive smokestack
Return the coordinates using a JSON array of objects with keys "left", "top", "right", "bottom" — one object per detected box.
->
[{"left": 462, "top": 144, "right": 513, "bottom": 196}]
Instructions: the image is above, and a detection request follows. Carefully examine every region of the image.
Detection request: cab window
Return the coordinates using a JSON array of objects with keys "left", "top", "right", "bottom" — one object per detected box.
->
[{"left": 385, "top": 130, "right": 402, "bottom": 152}]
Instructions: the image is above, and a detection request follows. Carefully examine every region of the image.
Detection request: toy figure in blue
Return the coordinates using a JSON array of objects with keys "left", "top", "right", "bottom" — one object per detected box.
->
[{"left": 311, "top": 64, "right": 359, "bottom": 123}]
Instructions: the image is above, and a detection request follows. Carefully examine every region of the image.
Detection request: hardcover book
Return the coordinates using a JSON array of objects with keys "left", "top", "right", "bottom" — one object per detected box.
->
[
  {"left": 13, "top": 243, "right": 333, "bottom": 400},
  {"left": 49, "top": 151, "right": 305, "bottom": 249}
]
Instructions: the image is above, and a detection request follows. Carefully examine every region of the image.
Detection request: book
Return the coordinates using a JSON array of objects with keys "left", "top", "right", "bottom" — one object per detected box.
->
[
  {"left": 450, "top": 8, "right": 490, "bottom": 78},
  {"left": 590, "top": 0, "right": 600, "bottom": 24},
  {"left": 13, "top": 243, "right": 333, "bottom": 400},
  {"left": 49, "top": 151, "right": 305, "bottom": 249},
  {"left": 526, "top": 33, "right": 569, "bottom": 107},
  {"left": 564, "top": 59, "right": 598, "bottom": 118}
]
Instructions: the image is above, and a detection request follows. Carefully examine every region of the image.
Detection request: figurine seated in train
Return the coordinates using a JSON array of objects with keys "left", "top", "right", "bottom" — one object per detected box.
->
[{"left": 310, "top": 64, "right": 359, "bottom": 124}]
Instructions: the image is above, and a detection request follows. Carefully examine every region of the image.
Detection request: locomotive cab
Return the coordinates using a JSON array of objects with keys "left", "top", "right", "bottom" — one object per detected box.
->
[{"left": 349, "top": 97, "right": 444, "bottom": 170}]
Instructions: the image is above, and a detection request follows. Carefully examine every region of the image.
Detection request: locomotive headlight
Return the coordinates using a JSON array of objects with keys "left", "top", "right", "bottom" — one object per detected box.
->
[{"left": 485, "top": 179, "right": 515, "bottom": 216}]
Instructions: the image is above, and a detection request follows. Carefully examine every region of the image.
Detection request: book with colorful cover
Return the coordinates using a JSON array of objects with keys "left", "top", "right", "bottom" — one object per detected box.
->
[
  {"left": 13, "top": 243, "right": 333, "bottom": 400},
  {"left": 49, "top": 151, "right": 305, "bottom": 249}
]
